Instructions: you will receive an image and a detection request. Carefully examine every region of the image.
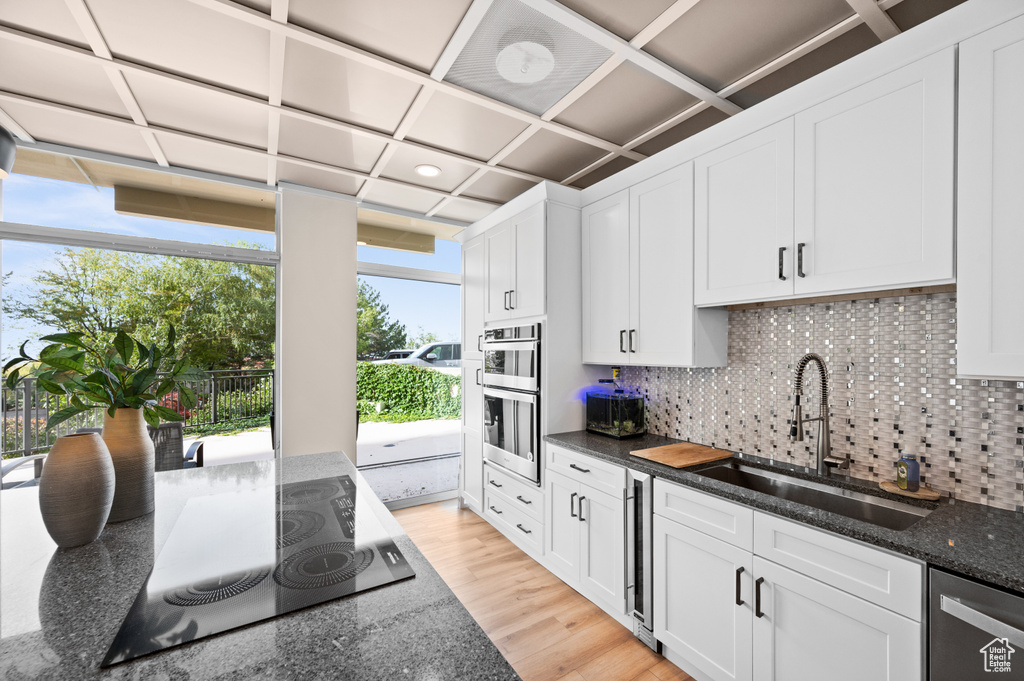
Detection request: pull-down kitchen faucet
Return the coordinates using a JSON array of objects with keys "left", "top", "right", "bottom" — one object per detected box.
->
[{"left": 790, "top": 353, "right": 848, "bottom": 476}]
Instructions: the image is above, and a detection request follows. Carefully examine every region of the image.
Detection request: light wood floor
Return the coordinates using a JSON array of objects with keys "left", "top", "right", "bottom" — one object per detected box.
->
[{"left": 394, "top": 500, "right": 693, "bottom": 681}]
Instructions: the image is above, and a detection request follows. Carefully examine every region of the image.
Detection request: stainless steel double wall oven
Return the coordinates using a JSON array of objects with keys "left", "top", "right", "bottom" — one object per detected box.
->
[{"left": 482, "top": 324, "right": 541, "bottom": 485}]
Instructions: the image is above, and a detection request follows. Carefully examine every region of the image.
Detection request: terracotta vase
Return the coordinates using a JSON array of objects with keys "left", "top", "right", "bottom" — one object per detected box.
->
[
  {"left": 38, "top": 432, "right": 115, "bottom": 548},
  {"left": 103, "top": 408, "right": 155, "bottom": 523}
]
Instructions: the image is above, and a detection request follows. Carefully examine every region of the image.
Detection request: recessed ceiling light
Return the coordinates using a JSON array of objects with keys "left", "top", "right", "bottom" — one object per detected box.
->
[
  {"left": 415, "top": 164, "right": 441, "bottom": 178},
  {"left": 495, "top": 41, "right": 555, "bottom": 84}
]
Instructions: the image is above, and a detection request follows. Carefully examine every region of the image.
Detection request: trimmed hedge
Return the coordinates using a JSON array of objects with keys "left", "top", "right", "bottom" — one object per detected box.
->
[{"left": 356, "top": 362, "right": 461, "bottom": 422}]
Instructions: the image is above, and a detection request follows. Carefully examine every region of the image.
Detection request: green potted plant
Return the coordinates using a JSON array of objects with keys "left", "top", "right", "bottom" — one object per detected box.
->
[{"left": 5, "top": 326, "right": 207, "bottom": 527}]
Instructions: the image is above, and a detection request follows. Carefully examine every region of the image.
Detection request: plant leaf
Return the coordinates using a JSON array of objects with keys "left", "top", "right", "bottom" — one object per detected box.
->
[
  {"left": 113, "top": 330, "right": 134, "bottom": 365},
  {"left": 37, "top": 377, "right": 66, "bottom": 396},
  {"left": 130, "top": 368, "right": 159, "bottom": 395},
  {"left": 149, "top": 343, "right": 162, "bottom": 370},
  {"left": 135, "top": 340, "right": 149, "bottom": 367},
  {"left": 166, "top": 324, "right": 176, "bottom": 353},
  {"left": 155, "top": 378, "right": 176, "bottom": 398},
  {"left": 40, "top": 355, "right": 86, "bottom": 375},
  {"left": 153, "top": 405, "right": 184, "bottom": 422},
  {"left": 3, "top": 356, "right": 27, "bottom": 374},
  {"left": 107, "top": 405, "right": 118, "bottom": 419},
  {"left": 40, "top": 332, "right": 86, "bottom": 347},
  {"left": 5, "top": 368, "right": 21, "bottom": 390},
  {"left": 19, "top": 340, "right": 31, "bottom": 360},
  {"left": 39, "top": 344, "right": 63, "bottom": 359},
  {"left": 178, "top": 384, "right": 197, "bottom": 409},
  {"left": 176, "top": 366, "right": 208, "bottom": 382},
  {"left": 45, "top": 405, "right": 87, "bottom": 432},
  {"left": 81, "top": 370, "right": 108, "bottom": 386},
  {"left": 142, "top": 406, "right": 161, "bottom": 428}
]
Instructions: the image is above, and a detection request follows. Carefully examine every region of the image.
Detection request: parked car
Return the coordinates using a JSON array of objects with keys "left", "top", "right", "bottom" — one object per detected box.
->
[
  {"left": 372, "top": 341, "right": 461, "bottom": 369},
  {"left": 378, "top": 349, "right": 414, "bottom": 360}
]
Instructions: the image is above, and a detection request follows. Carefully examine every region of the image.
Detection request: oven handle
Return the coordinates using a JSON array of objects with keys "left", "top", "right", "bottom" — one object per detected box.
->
[
  {"left": 481, "top": 341, "right": 540, "bottom": 353},
  {"left": 940, "top": 596, "right": 1024, "bottom": 648},
  {"left": 625, "top": 487, "right": 636, "bottom": 610},
  {"left": 483, "top": 386, "right": 538, "bottom": 404}
]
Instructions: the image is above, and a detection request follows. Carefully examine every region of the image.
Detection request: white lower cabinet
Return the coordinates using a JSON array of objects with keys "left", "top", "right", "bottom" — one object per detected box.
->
[
  {"left": 482, "top": 463, "right": 545, "bottom": 557},
  {"left": 545, "top": 468, "right": 626, "bottom": 615},
  {"left": 654, "top": 481, "right": 923, "bottom": 681}
]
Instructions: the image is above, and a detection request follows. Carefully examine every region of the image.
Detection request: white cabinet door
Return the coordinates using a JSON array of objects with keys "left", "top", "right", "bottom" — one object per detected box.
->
[
  {"left": 655, "top": 515, "right": 753, "bottom": 681},
  {"left": 510, "top": 203, "right": 546, "bottom": 320},
  {"left": 579, "top": 488, "right": 625, "bottom": 614},
  {"left": 695, "top": 119, "right": 795, "bottom": 306},
  {"left": 545, "top": 470, "right": 580, "bottom": 580},
  {"left": 629, "top": 163, "right": 695, "bottom": 367},
  {"left": 582, "top": 190, "right": 631, "bottom": 364},
  {"left": 462, "top": 359, "right": 483, "bottom": 433},
  {"left": 958, "top": 15, "right": 1024, "bottom": 378},
  {"left": 751, "top": 557, "right": 921, "bottom": 681},
  {"left": 484, "top": 221, "right": 513, "bottom": 323},
  {"left": 460, "top": 359, "right": 483, "bottom": 512},
  {"left": 462, "top": 235, "right": 486, "bottom": 360},
  {"left": 793, "top": 48, "right": 955, "bottom": 296}
]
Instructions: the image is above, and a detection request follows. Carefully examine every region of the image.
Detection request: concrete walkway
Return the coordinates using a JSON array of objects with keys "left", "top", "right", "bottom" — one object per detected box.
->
[{"left": 355, "top": 419, "right": 460, "bottom": 467}]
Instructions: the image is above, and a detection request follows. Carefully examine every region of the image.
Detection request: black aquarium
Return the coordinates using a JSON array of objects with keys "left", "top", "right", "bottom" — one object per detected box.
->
[{"left": 586, "top": 389, "right": 645, "bottom": 439}]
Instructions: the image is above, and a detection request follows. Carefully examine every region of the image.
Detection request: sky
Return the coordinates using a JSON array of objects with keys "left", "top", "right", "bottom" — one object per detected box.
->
[{"left": 1, "top": 173, "right": 462, "bottom": 359}]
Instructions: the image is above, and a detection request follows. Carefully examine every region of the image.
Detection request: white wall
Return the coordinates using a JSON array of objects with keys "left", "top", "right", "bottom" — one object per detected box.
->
[{"left": 278, "top": 187, "right": 357, "bottom": 460}]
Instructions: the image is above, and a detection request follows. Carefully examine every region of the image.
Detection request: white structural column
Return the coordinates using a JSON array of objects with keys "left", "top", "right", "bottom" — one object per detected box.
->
[{"left": 278, "top": 187, "right": 358, "bottom": 460}]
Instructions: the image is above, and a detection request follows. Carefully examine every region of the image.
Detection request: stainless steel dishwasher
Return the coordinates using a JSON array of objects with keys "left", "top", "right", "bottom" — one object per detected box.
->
[{"left": 930, "top": 567, "right": 1024, "bottom": 679}]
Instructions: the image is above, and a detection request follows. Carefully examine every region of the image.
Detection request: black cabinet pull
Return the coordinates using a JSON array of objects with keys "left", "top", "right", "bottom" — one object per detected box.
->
[
  {"left": 488, "top": 479, "right": 503, "bottom": 488},
  {"left": 570, "top": 492, "right": 578, "bottom": 518},
  {"left": 516, "top": 523, "right": 532, "bottom": 534},
  {"left": 755, "top": 577, "right": 765, "bottom": 618},
  {"left": 509, "top": 290, "right": 515, "bottom": 309},
  {"left": 489, "top": 505, "right": 502, "bottom": 515},
  {"left": 778, "top": 246, "right": 787, "bottom": 281},
  {"left": 736, "top": 567, "right": 745, "bottom": 606},
  {"left": 516, "top": 495, "right": 532, "bottom": 505},
  {"left": 578, "top": 496, "right": 586, "bottom": 522},
  {"left": 797, "top": 243, "right": 806, "bottom": 278},
  {"left": 619, "top": 329, "right": 627, "bottom": 353},
  {"left": 629, "top": 329, "right": 636, "bottom": 353},
  {"left": 569, "top": 463, "right": 591, "bottom": 474},
  {"left": 475, "top": 368, "right": 482, "bottom": 386}
]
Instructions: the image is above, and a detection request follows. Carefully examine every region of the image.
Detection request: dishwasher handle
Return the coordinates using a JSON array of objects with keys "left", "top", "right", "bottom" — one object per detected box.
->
[{"left": 940, "top": 595, "right": 1024, "bottom": 649}]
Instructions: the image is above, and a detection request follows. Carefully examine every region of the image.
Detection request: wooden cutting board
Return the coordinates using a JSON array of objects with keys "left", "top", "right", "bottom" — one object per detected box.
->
[
  {"left": 879, "top": 480, "right": 941, "bottom": 501},
  {"left": 629, "top": 442, "right": 733, "bottom": 468}
]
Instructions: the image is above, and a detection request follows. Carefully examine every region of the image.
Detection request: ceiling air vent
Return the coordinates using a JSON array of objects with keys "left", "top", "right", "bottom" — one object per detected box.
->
[{"left": 442, "top": 0, "right": 612, "bottom": 116}]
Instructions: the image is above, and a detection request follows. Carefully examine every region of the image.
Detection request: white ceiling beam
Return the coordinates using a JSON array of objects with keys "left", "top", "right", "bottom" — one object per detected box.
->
[
  {"left": 356, "top": 144, "right": 399, "bottom": 200},
  {"left": 0, "top": 25, "right": 549, "bottom": 187},
  {"left": 430, "top": 0, "right": 495, "bottom": 81},
  {"left": 844, "top": 0, "right": 901, "bottom": 41},
  {"left": 629, "top": 0, "right": 702, "bottom": 49},
  {"left": 0, "top": 105, "right": 35, "bottom": 142},
  {"left": 0, "top": 90, "right": 502, "bottom": 211},
  {"left": 392, "top": 88, "right": 434, "bottom": 142},
  {"left": 69, "top": 156, "right": 100, "bottom": 190},
  {"left": 62, "top": 0, "right": 112, "bottom": 59},
  {"left": 266, "top": 0, "right": 288, "bottom": 187},
  {"left": 183, "top": 0, "right": 644, "bottom": 160},
  {"left": 486, "top": 124, "right": 541, "bottom": 167},
  {"left": 540, "top": 55, "right": 624, "bottom": 121},
  {"left": 562, "top": 152, "right": 617, "bottom": 186},
  {"left": 139, "top": 129, "right": 170, "bottom": 166},
  {"left": 425, "top": 196, "right": 454, "bottom": 218}
]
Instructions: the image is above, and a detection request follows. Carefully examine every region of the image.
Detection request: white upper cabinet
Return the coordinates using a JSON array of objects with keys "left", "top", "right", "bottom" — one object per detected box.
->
[
  {"left": 484, "top": 203, "right": 546, "bottom": 323},
  {"left": 793, "top": 47, "right": 955, "bottom": 295},
  {"left": 584, "top": 163, "right": 727, "bottom": 367},
  {"left": 462, "top": 234, "right": 485, "bottom": 360},
  {"left": 957, "top": 16, "right": 1024, "bottom": 378},
  {"left": 695, "top": 120, "right": 795, "bottom": 306}
]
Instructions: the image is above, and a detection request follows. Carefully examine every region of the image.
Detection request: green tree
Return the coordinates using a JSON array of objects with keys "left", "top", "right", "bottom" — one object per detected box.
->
[
  {"left": 407, "top": 327, "right": 440, "bottom": 349},
  {"left": 5, "top": 246, "right": 275, "bottom": 370},
  {"left": 357, "top": 279, "right": 407, "bottom": 359}
]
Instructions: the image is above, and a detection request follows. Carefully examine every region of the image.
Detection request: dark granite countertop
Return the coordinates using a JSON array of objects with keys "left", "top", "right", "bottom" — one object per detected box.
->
[
  {"left": 546, "top": 431, "right": 1024, "bottom": 595},
  {"left": 0, "top": 452, "right": 519, "bottom": 681}
]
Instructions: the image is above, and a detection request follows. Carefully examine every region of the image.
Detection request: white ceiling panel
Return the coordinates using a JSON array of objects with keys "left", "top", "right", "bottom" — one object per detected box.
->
[
  {"left": 156, "top": 132, "right": 268, "bottom": 183},
  {"left": 86, "top": 0, "right": 272, "bottom": 97},
  {"left": 363, "top": 182, "right": 447, "bottom": 215},
  {"left": 380, "top": 145, "right": 478, "bottom": 193},
  {"left": 499, "top": 128, "right": 605, "bottom": 180},
  {"left": 1, "top": 99, "right": 152, "bottom": 160},
  {"left": 0, "top": 0, "right": 91, "bottom": 48},
  {"left": 434, "top": 198, "right": 496, "bottom": 224},
  {"left": 277, "top": 161, "right": 364, "bottom": 196},
  {"left": 556, "top": 0, "right": 677, "bottom": 40},
  {"left": 125, "top": 72, "right": 269, "bottom": 148},
  {"left": 281, "top": 39, "right": 422, "bottom": 133},
  {"left": 287, "top": 0, "right": 472, "bottom": 72},
  {"left": 278, "top": 116, "right": 387, "bottom": 173},
  {"left": 0, "top": 38, "right": 129, "bottom": 117},
  {"left": 460, "top": 171, "right": 536, "bottom": 204},
  {"left": 405, "top": 91, "right": 530, "bottom": 162}
]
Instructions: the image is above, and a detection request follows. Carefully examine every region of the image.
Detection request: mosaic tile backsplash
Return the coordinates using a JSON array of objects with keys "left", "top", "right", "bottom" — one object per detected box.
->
[{"left": 620, "top": 292, "right": 1024, "bottom": 512}]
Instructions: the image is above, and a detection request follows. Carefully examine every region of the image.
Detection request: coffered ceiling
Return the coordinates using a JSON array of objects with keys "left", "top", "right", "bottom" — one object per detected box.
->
[{"left": 0, "top": 0, "right": 965, "bottom": 227}]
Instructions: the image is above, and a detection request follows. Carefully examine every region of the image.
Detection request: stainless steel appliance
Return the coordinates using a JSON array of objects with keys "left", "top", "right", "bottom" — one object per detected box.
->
[
  {"left": 483, "top": 386, "right": 540, "bottom": 485},
  {"left": 930, "top": 567, "right": 1024, "bottom": 680},
  {"left": 482, "top": 324, "right": 540, "bottom": 392},
  {"left": 626, "top": 469, "right": 658, "bottom": 651}
]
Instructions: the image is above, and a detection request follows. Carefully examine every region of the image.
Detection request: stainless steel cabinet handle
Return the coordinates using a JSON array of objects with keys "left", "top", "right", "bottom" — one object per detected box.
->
[
  {"left": 778, "top": 246, "right": 787, "bottom": 281},
  {"left": 570, "top": 492, "right": 578, "bottom": 518},
  {"left": 620, "top": 330, "right": 627, "bottom": 353},
  {"left": 569, "top": 463, "right": 591, "bottom": 474},
  {"left": 488, "top": 479, "right": 502, "bottom": 488},
  {"left": 516, "top": 523, "right": 532, "bottom": 534},
  {"left": 629, "top": 329, "right": 636, "bottom": 353},
  {"left": 504, "top": 291, "right": 510, "bottom": 310},
  {"left": 475, "top": 368, "right": 482, "bottom": 386},
  {"left": 941, "top": 596, "right": 1024, "bottom": 648},
  {"left": 477, "top": 334, "right": 483, "bottom": 352},
  {"left": 736, "top": 566, "right": 745, "bottom": 606},
  {"left": 578, "top": 495, "right": 586, "bottom": 522},
  {"left": 797, "top": 243, "right": 806, "bottom": 278},
  {"left": 755, "top": 577, "right": 765, "bottom": 618},
  {"left": 516, "top": 495, "right": 532, "bottom": 505},
  {"left": 509, "top": 290, "right": 515, "bottom": 309},
  {"left": 489, "top": 505, "right": 502, "bottom": 515}
]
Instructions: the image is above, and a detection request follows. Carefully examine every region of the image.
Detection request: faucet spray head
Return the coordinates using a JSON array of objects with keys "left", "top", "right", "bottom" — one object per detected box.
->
[{"left": 790, "top": 395, "right": 804, "bottom": 441}]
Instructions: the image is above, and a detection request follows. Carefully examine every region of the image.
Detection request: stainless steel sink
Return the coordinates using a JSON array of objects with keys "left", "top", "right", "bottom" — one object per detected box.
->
[{"left": 695, "top": 461, "right": 933, "bottom": 531}]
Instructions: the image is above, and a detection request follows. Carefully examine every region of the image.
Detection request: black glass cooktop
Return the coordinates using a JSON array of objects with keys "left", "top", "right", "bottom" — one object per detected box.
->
[{"left": 102, "top": 475, "right": 415, "bottom": 666}]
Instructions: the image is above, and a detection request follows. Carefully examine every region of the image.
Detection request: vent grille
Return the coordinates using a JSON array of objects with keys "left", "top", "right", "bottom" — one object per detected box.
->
[{"left": 444, "top": 0, "right": 612, "bottom": 116}]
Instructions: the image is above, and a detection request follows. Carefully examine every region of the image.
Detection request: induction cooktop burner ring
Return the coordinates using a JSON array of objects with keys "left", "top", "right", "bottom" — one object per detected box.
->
[
  {"left": 277, "top": 480, "right": 343, "bottom": 506},
  {"left": 277, "top": 509, "right": 326, "bottom": 548},
  {"left": 273, "top": 542, "right": 374, "bottom": 590},
  {"left": 163, "top": 567, "right": 271, "bottom": 607}
]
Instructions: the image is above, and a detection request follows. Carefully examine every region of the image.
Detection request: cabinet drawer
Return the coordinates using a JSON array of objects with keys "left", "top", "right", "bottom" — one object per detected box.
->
[
  {"left": 547, "top": 445, "right": 625, "bottom": 499},
  {"left": 754, "top": 512, "right": 923, "bottom": 621},
  {"left": 654, "top": 479, "right": 753, "bottom": 552},
  {"left": 484, "top": 490, "right": 543, "bottom": 555},
  {"left": 484, "top": 464, "right": 543, "bottom": 521}
]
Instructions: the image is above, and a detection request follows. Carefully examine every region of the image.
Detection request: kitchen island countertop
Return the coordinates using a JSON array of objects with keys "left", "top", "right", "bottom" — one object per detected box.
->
[{"left": 0, "top": 451, "right": 519, "bottom": 681}]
